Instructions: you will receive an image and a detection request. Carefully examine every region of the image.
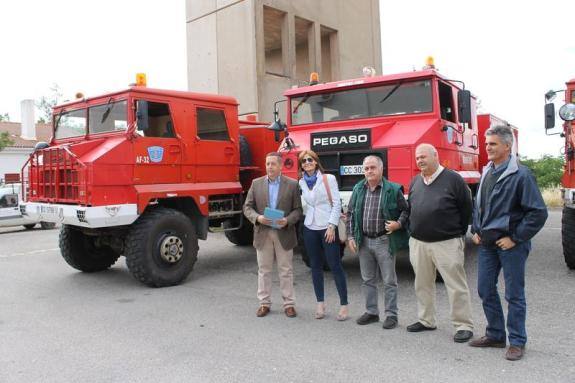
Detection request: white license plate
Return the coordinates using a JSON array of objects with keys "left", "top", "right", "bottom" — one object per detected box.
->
[
  {"left": 38, "top": 205, "right": 62, "bottom": 219},
  {"left": 340, "top": 165, "right": 363, "bottom": 176}
]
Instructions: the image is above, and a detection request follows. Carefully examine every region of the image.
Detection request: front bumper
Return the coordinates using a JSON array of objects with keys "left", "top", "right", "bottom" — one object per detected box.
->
[{"left": 20, "top": 202, "right": 139, "bottom": 228}]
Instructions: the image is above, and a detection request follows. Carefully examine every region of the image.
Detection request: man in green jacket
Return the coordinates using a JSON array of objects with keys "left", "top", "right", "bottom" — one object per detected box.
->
[{"left": 346, "top": 155, "right": 409, "bottom": 329}]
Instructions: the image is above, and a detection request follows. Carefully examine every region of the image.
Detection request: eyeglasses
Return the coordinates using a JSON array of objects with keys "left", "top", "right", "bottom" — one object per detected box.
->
[{"left": 302, "top": 157, "right": 315, "bottom": 164}]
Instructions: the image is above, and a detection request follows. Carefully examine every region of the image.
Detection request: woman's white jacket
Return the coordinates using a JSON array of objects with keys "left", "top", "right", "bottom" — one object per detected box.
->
[{"left": 298, "top": 171, "right": 341, "bottom": 230}]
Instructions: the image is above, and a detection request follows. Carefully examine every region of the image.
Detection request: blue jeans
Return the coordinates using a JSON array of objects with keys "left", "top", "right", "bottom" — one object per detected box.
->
[
  {"left": 302, "top": 226, "right": 348, "bottom": 305},
  {"left": 477, "top": 241, "right": 530, "bottom": 346}
]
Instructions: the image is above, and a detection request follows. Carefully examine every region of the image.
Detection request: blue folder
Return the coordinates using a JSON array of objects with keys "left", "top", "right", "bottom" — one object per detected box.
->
[{"left": 264, "top": 207, "right": 285, "bottom": 229}]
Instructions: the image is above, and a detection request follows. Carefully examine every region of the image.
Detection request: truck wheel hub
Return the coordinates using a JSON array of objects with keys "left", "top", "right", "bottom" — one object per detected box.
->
[{"left": 159, "top": 235, "right": 184, "bottom": 263}]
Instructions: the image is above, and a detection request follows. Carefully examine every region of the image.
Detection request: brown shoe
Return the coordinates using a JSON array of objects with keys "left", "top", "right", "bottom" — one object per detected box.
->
[
  {"left": 469, "top": 336, "right": 506, "bottom": 348},
  {"left": 505, "top": 346, "right": 525, "bottom": 361},
  {"left": 284, "top": 306, "right": 297, "bottom": 318},
  {"left": 256, "top": 305, "right": 270, "bottom": 317}
]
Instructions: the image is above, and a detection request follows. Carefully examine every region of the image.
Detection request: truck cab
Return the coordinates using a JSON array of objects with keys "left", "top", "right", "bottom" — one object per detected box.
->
[{"left": 272, "top": 66, "right": 481, "bottom": 208}]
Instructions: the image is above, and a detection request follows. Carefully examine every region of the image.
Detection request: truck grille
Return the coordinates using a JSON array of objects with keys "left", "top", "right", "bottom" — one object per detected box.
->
[
  {"left": 23, "top": 147, "right": 88, "bottom": 205},
  {"left": 318, "top": 150, "right": 388, "bottom": 191}
]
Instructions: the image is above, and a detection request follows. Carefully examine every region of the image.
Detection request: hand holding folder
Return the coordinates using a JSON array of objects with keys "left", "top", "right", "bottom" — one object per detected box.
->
[{"left": 264, "top": 207, "right": 285, "bottom": 229}]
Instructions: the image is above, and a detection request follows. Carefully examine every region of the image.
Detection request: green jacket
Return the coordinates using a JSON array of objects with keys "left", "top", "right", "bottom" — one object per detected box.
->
[{"left": 349, "top": 178, "right": 410, "bottom": 254}]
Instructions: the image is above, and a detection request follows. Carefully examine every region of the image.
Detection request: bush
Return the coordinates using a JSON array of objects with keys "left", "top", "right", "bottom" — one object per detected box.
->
[{"left": 520, "top": 155, "right": 564, "bottom": 189}]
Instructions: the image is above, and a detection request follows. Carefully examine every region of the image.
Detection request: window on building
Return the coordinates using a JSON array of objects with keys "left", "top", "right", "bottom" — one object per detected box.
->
[
  {"left": 295, "top": 17, "right": 312, "bottom": 82},
  {"left": 264, "top": 6, "right": 286, "bottom": 76},
  {"left": 197, "top": 108, "right": 230, "bottom": 141},
  {"left": 320, "top": 26, "right": 337, "bottom": 82}
]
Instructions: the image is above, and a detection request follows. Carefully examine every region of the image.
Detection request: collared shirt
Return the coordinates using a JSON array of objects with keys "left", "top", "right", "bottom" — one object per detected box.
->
[
  {"left": 267, "top": 175, "right": 281, "bottom": 209},
  {"left": 346, "top": 180, "right": 408, "bottom": 238},
  {"left": 362, "top": 181, "right": 385, "bottom": 235},
  {"left": 422, "top": 165, "right": 445, "bottom": 185}
]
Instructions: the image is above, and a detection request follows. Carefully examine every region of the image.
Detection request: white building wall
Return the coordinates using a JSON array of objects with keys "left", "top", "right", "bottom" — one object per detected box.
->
[{"left": 0, "top": 148, "right": 32, "bottom": 183}]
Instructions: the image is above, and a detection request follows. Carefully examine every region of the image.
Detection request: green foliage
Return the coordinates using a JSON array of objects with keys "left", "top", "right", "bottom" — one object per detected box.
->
[
  {"left": 520, "top": 155, "right": 564, "bottom": 188},
  {"left": 0, "top": 112, "right": 10, "bottom": 121},
  {"left": 36, "top": 84, "right": 62, "bottom": 123},
  {"left": 0, "top": 131, "right": 14, "bottom": 151}
]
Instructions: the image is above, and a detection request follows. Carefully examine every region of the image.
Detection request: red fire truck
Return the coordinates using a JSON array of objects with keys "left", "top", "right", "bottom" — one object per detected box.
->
[
  {"left": 20, "top": 76, "right": 280, "bottom": 286},
  {"left": 544, "top": 77, "right": 575, "bottom": 269},
  {"left": 267, "top": 62, "right": 518, "bottom": 264}
]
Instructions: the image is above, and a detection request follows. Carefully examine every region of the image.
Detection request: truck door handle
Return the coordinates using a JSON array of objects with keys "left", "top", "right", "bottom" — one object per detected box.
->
[
  {"left": 224, "top": 147, "right": 234, "bottom": 155},
  {"left": 169, "top": 145, "right": 181, "bottom": 154}
]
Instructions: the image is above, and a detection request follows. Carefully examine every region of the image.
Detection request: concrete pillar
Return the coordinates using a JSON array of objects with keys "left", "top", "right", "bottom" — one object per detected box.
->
[{"left": 20, "top": 100, "right": 36, "bottom": 140}]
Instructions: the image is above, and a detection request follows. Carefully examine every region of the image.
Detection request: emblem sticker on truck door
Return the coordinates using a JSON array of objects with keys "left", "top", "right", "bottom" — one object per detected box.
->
[{"left": 147, "top": 146, "right": 164, "bottom": 163}]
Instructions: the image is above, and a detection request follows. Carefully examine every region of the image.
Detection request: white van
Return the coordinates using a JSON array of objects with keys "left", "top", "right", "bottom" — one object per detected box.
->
[{"left": 0, "top": 184, "right": 55, "bottom": 230}]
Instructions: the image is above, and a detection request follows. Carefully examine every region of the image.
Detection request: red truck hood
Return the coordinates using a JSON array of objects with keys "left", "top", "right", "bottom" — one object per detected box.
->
[{"left": 285, "top": 118, "right": 438, "bottom": 150}]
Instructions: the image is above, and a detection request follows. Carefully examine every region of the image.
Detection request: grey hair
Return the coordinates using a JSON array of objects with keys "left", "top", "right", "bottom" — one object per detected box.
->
[
  {"left": 485, "top": 125, "right": 514, "bottom": 147},
  {"left": 363, "top": 155, "right": 383, "bottom": 169},
  {"left": 415, "top": 143, "right": 438, "bottom": 157}
]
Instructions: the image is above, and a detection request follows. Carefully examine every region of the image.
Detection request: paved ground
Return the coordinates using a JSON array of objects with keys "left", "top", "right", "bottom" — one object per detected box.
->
[{"left": 0, "top": 209, "right": 573, "bottom": 383}]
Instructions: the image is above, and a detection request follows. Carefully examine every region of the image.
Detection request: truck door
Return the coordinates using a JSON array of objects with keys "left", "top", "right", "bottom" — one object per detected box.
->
[
  {"left": 193, "top": 106, "right": 237, "bottom": 183},
  {"left": 133, "top": 100, "right": 182, "bottom": 184}
]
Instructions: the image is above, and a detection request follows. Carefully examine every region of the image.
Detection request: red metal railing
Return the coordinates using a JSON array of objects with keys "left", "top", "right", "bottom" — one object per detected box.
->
[{"left": 21, "top": 146, "right": 88, "bottom": 205}]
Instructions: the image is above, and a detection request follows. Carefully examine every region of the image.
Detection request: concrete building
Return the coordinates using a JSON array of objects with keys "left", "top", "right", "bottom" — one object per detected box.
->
[
  {"left": 186, "top": 0, "right": 381, "bottom": 122},
  {"left": 0, "top": 100, "right": 52, "bottom": 183}
]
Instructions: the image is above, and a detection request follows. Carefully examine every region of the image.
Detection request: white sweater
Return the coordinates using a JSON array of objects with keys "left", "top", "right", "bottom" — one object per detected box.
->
[{"left": 299, "top": 171, "right": 341, "bottom": 230}]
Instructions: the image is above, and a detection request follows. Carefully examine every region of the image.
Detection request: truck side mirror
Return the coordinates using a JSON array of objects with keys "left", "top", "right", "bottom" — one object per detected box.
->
[
  {"left": 545, "top": 103, "right": 555, "bottom": 130},
  {"left": 457, "top": 90, "right": 471, "bottom": 124},
  {"left": 136, "top": 100, "right": 149, "bottom": 131}
]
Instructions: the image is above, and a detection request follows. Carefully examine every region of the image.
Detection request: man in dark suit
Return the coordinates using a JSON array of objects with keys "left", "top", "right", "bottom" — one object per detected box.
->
[{"left": 243, "top": 152, "right": 302, "bottom": 318}]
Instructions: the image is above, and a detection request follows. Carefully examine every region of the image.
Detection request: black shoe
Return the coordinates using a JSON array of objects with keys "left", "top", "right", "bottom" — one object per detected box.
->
[
  {"left": 454, "top": 330, "right": 473, "bottom": 343},
  {"left": 382, "top": 316, "right": 398, "bottom": 329},
  {"left": 356, "top": 312, "right": 379, "bottom": 325},
  {"left": 406, "top": 321, "right": 436, "bottom": 332}
]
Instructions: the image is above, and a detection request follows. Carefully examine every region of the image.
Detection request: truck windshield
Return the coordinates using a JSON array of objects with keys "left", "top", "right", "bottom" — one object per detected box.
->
[
  {"left": 290, "top": 79, "right": 433, "bottom": 126},
  {"left": 54, "top": 100, "right": 128, "bottom": 139}
]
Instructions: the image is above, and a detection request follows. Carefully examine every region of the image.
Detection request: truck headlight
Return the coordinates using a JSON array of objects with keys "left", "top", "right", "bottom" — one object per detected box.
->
[{"left": 559, "top": 103, "right": 575, "bottom": 121}]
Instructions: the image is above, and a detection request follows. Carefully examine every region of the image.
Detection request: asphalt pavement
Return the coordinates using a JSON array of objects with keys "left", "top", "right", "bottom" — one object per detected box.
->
[{"left": 0, "top": 209, "right": 573, "bottom": 383}]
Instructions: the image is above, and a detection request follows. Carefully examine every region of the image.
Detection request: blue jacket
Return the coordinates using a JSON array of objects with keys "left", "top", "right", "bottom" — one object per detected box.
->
[{"left": 472, "top": 155, "right": 548, "bottom": 244}]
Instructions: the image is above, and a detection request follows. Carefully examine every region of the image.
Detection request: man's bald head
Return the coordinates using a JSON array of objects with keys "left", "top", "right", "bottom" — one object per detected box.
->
[{"left": 415, "top": 143, "right": 440, "bottom": 176}]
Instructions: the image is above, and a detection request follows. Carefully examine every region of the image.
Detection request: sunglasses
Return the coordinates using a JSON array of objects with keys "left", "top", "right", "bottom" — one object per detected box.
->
[{"left": 301, "top": 157, "right": 315, "bottom": 164}]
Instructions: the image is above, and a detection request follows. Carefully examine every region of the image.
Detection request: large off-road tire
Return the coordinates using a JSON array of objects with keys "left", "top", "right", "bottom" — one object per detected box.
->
[
  {"left": 59, "top": 225, "right": 120, "bottom": 272},
  {"left": 23, "top": 224, "right": 36, "bottom": 230},
  {"left": 124, "top": 208, "right": 198, "bottom": 287},
  {"left": 40, "top": 221, "right": 56, "bottom": 230},
  {"left": 223, "top": 219, "right": 254, "bottom": 246},
  {"left": 562, "top": 206, "right": 575, "bottom": 269}
]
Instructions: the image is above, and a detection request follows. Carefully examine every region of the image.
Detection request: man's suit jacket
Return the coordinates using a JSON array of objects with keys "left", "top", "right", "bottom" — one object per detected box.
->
[{"left": 243, "top": 175, "right": 302, "bottom": 251}]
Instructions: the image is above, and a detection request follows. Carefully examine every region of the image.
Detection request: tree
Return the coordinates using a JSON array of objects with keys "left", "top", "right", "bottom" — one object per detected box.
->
[
  {"left": 0, "top": 112, "right": 10, "bottom": 121},
  {"left": 36, "top": 84, "right": 62, "bottom": 123},
  {"left": 0, "top": 131, "right": 14, "bottom": 151},
  {"left": 520, "top": 155, "right": 564, "bottom": 188}
]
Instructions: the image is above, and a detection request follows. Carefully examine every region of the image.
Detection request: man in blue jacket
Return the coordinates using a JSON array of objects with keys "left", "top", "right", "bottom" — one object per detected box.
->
[{"left": 469, "top": 125, "right": 548, "bottom": 361}]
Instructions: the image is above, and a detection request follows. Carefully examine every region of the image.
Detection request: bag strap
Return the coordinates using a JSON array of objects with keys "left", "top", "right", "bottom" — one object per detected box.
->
[{"left": 322, "top": 174, "right": 333, "bottom": 207}]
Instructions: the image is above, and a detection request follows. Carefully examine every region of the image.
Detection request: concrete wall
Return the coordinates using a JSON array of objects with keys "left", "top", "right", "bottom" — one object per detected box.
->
[{"left": 186, "top": 0, "right": 381, "bottom": 122}]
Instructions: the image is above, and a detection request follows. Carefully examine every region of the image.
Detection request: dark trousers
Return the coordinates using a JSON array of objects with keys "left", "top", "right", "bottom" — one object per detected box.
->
[
  {"left": 302, "top": 226, "right": 348, "bottom": 305},
  {"left": 477, "top": 241, "right": 530, "bottom": 346}
]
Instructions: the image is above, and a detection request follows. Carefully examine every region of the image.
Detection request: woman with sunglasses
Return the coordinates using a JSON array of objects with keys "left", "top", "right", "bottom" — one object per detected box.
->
[{"left": 298, "top": 150, "right": 349, "bottom": 320}]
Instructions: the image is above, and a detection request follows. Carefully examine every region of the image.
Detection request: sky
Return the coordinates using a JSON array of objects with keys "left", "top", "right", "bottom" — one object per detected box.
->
[{"left": 0, "top": 0, "right": 573, "bottom": 158}]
